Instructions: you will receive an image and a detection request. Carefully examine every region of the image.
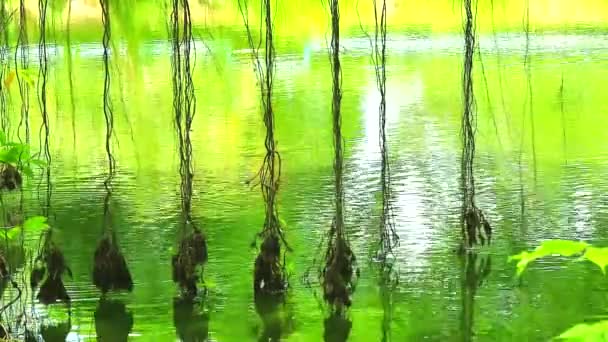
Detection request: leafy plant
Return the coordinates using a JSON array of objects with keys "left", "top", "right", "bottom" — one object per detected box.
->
[
  {"left": 0, "top": 131, "right": 46, "bottom": 177},
  {"left": 1, "top": 216, "right": 49, "bottom": 241},
  {"left": 510, "top": 240, "right": 608, "bottom": 340}
]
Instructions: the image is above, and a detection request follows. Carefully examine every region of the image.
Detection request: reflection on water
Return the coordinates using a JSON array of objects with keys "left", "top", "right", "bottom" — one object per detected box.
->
[
  {"left": 173, "top": 297, "right": 209, "bottom": 342},
  {"left": 379, "top": 266, "right": 398, "bottom": 342},
  {"left": 0, "top": 6, "right": 605, "bottom": 339},
  {"left": 460, "top": 253, "right": 492, "bottom": 342},
  {"left": 254, "top": 293, "right": 294, "bottom": 342},
  {"left": 323, "top": 312, "right": 352, "bottom": 342},
  {"left": 94, "top": 299, "right": 133, "bottom": 342},
  {"left": 40, "top": 319, "right": 71, "bottom": 342}
]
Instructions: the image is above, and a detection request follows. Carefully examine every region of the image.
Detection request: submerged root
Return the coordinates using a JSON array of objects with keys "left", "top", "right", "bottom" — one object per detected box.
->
[
  {"left": 172, "top": 228, "right": 208, "bottom": 297},
  {"left": 254, "top": 234, "right": 286, "bottom": 294},
  {"left": 32, "top": 244, "right": 72, "bottom": 304},
  {"left": 93, "top": 235, "right": 133, "bottom": 293},
  {"left": 322, "top": 238, "right": 356, "bottom": 309},
  {"left": 0, "top": 164, "right": 22, "bottom": 191},
  {"left": 463, "top": 206, "right": 492, "bottom": 248}
]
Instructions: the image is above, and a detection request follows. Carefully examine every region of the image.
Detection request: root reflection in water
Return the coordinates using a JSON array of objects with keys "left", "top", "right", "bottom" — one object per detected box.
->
[
  {"left": 40, "top": 318, "right": 71, "bottom": 342},
  {"left": 460, "top": 252, "right": 492, "bottom": 342},
  {"left": 323, "top": 312, "right": 352, "bottom": 342},
  {"left": 94, "top": 298, "right": 133, "bottom": 342},
  {"left": 254, "top": 292, "right": 294, "bottom": 342},
  {"left": 173, "top": 296, "right": 209, "bottom": 342}
]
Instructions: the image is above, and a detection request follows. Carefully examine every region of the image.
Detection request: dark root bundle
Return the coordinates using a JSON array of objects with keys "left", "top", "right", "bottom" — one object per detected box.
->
[
  {"left": 93, "top": 234, "right": 133, "bottom": 293},
  {"left": 31, "top": 241, "right": 72, "bottom": 304},
  {"left": 463, "top": 206, "right": 492, "bottom": 248},
  {"left": 0, "top": 252, "right": 7, "bottom": 279},
  {"left": 0, "top": 164, "right": 22, "bottom": 191},
  {"left": 254, "top": 234, "right": 286, "bottom": 295},
  {"left": 172, "top": 227, "right": 207, "bottom": 297},
  {"left": 322, "top": 232, "right": 357, "bottom": 310}
]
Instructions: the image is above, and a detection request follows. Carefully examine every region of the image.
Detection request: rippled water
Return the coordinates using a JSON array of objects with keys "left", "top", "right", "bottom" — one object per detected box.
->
[{"left": 2, "top": 12, "right": 608, "bottom": 341}]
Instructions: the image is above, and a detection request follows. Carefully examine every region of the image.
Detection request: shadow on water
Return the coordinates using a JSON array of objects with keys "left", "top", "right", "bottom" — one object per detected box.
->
[
  {"left": 323, "top": 311, "right": 352, "bottom": 342},
  {"left": 460, "top": 252, "right": 492, "bottom": 342},
  {"left": 254, "top": 292, "right": 294, "bottom": 342},
  {"left": 173, "top": 296, "right": 209, "bottom": 342},
  {"left": 94, "top": 298, "right": 133, "bottom": 342}
]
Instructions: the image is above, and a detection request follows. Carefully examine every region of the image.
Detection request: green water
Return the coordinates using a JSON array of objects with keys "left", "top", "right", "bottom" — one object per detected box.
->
[{"left": 1, "top": 1, "right": 608, "bottom": 341}]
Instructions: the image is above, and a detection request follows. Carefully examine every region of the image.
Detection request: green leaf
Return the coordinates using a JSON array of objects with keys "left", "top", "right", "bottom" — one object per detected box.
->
[
  {"left": 557, "top": 320, "right": 608, "bottom": 340},
  {"left": 20, "top": 165, "right": 34, "bottom": 178},
  {"left": 0, "top": 131, "right": 6, "bottom": 146},
  {"left": 509, "top": 240, "right": 588, "bottom": 276},
  {"left": 23, "top": 216, "right": 49, "bottom": 232},
  {"left": 3, "top": 226, "right": 22, "bottom": 240},
  {"left": 202, "top": 279, "right": 217, "bottom": 289},
  {"left": 582, "top": 247, "right": 608, "bottom": 274},
  {"left": 286, "top": 262, "right": 296, "bottom": 275}
]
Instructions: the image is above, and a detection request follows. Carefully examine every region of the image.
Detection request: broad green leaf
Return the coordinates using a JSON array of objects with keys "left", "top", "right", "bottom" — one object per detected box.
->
[
  {"left": 202, "top": 279, "right": 217, "bottom": 289},
  {"left": 3, "top": 226, "right": 21, "bottom": 240},
  {"left": 286, "top": 262, "right": 296, "bottom": 275},
  {"left": 20, "top": 165, "right": 34, "bottom": 178},
  {"left": 536, "top": 240, "right": 589, "bottom": 256},
  {"left": 582, "top": 247, "right": 608, "bottom": 274},
  {"left": 0, "top": 131, "right": 6, "bottom": 146},
  {"left": 509, "top": 240, "right": 588, "bottom": 276},
  {"left": 23, "top": 216, "right": 49, "bottom": 232},
  {"left": 557, "top": 320, "right": 608, "bottom": 340},
  {"left": 4, "top": 145, "right": 22, "bottom": 164}
]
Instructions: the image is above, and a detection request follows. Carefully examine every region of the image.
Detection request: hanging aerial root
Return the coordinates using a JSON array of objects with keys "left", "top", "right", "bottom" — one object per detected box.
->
[
  {"left": 172, "top": 225, "right": 207, "bottom": 296},
  {"left": 254, "top": 233, "right": 286, "bottom": 295},
  {"left": 462, "top": 206, "right": 492, "bottom": 249},
  {"left": 321, "top": 225, "right": 357, "bottom": 310},
  {"left": 31, "top": 237, "right": 71, "bottom": 304},
  {"left": 93, "top": 233, "right": 133, "bottom": 293},
  {"left": 0, "top": 164, "right": 22, "bottom": 191}
]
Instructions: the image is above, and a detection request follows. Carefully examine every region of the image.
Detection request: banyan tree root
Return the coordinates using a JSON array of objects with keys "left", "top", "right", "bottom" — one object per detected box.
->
[
  {"left": 172, "top": 228, "right": 208, "bottom": 296},
  {"left": 31, "top": 243, "right": 72, "bottom": 304},
  {"left": 0, "top": 164, "right": 22, "bottom": 191},
  {"left": 322, "top": 238, "right": 357, "bottom": 309},
  {"left": 463, "top": 206, "right": 492, "bottom": 247},
  {"left": 254, "top": 234, "right": 286, "bottom": 294},
  {"left": 93, "top": 235, "right": 133, "bottom": 293}
]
